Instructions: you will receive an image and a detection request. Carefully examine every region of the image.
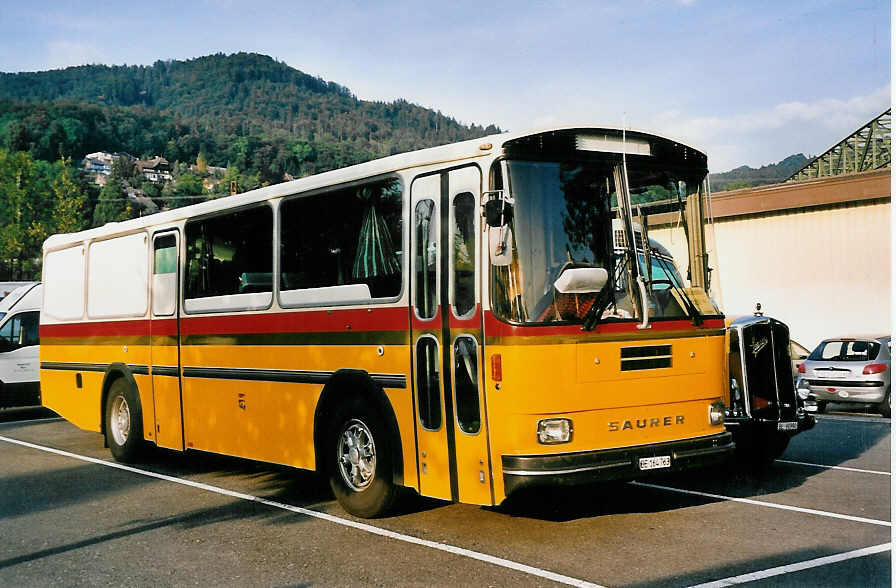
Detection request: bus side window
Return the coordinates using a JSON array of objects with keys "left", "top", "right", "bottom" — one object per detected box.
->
[
  {"left": 280, "top": 178, "right": 402, "bottom": 304},
  {"left": 416, "top": 337, "right": 441, "bottom": 430},
  {"left": 185, "top": 204, "right": 273, "bottom": 300},
  {"left": 452, "top": 192, "right": 476, "bottom": 317},
  {"left": 415, "top": 199, "right": 437, "bottom": 319},
  {"left": 454, "top": 336, "right": 480, "bottom": 434}
]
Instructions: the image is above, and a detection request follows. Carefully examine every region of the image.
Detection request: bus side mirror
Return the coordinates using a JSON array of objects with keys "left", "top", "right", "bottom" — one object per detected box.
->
[{"left": 484, "top": 199, "right": 513, "bottom": 227}]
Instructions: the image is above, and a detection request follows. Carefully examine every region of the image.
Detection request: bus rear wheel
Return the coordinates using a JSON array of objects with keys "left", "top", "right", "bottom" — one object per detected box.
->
[
  {"left": 327, "top": 403, "right": 396, "bottom": 518},
  {"left": 105, "top": 378, "right": 145, "bottom": 463}
]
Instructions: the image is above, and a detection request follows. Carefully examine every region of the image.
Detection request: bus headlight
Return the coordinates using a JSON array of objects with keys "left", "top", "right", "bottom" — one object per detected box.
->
[
  {"left": 709, "top": 401, "right": 726, "bottom": 426},
  {"left": 537, "top": 418, "right": 573, "bottom": 444}
]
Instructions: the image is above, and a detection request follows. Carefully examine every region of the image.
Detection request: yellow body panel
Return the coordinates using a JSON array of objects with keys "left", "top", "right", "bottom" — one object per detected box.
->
[
  {"left": 41, "top": 343, "right": 154, "bottom": 439},
  {"left": 416, "top": 424, "right": 452, "bottom": 500},
  {"left": 41, "top": 368, "right": 104, "bottom": 432},
  {"left": 42, "top": 328, "right": 726, "bottom": 507},
  {"left": 484, "top": 334, "right": 728, "bottom": 501},
  {"left": 152, "top": 374, "right": 183, "bottom": 449}
]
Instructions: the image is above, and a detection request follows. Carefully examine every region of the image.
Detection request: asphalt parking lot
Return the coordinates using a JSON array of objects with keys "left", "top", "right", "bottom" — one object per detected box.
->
[{"left": 0, "top": 406, "right": 890, "bottom": 587}]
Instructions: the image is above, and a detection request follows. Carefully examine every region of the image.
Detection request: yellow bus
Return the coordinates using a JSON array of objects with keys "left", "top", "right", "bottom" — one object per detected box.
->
[{"left": 40, "top": 126, "right": 733, "bottom": 517}]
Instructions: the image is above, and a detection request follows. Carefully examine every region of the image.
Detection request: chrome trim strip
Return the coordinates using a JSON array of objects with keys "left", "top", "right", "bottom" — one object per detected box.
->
[{"left": 504, "top": 460, "right": 632, "bottom": 476}]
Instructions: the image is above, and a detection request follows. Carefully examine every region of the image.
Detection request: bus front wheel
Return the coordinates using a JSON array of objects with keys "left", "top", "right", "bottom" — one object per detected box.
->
[
  {"left": 327, "top": 402, "right": 396, "bottom": 518},
  {"left": 105, "top": 378, "right": 145, "bottom": 463}
]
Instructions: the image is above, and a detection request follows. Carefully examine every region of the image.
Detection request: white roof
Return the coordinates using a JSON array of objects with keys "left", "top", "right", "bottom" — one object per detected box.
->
[{"left": 45, "top": 125, "right": 705, "bottom": 251}]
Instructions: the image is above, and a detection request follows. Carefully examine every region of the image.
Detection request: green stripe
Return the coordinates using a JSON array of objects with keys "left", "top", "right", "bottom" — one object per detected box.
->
[{"left": 182, "top": 330, "right": 410, "bottom": 346}]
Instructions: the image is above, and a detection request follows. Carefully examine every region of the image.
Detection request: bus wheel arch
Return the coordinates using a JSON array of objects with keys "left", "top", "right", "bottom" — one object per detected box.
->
[
  {"left": 100, "top": 365, "right": 145, "bottom": 463},
  {"left": 314, "top": 369, "right": 403, "bottom": 517}
]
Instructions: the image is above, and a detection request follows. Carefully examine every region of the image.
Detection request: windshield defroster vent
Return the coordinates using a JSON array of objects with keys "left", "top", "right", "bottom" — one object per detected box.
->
[{"left": 621, "top": 345, "right": 672, "bottom": 371}]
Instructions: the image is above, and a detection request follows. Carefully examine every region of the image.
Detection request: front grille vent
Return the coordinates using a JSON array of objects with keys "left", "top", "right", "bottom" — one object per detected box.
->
[{"left": 621, "top": 344, "right": 672, "bottom": 371}]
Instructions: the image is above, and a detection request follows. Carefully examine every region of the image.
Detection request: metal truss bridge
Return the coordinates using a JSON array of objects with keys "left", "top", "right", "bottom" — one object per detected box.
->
[{"left": 788, "top": 109, "right": 890, "bottom": 182}]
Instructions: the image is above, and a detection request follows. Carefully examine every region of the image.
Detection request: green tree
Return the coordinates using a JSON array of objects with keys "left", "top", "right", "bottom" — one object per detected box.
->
[
  {"left": 50, "top": 156, "right": 88, "bottom": 234},
  {"left": 0, "top": 150, "right": 34, "bottom": 278},
  {"left": 0, "top": 150, "right": 56, "bottom": 279}
]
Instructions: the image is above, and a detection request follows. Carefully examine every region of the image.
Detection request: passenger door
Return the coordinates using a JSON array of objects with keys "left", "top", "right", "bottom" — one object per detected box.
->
[
  {"left": 150, "top": 231, "right": 184, "bottom": 450},
  {"left": 410, "top": 166, "right": 492, "bottom": 504}
]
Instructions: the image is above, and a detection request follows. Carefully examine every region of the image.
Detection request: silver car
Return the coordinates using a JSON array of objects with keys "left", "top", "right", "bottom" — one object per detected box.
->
[{"left": 796, "top": 335, "right": 890, "bottom": 417}]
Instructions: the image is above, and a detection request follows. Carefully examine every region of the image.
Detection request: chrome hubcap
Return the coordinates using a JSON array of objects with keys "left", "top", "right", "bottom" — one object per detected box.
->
[
  {"left": 110, "top": 395, "right": 130, "bottom": 446},
  {"left": 337, "top": 419, "right": 376, "bottom": 491}
]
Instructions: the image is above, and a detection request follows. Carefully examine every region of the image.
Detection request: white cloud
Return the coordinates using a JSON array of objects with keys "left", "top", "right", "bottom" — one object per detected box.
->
[
  {"left": 648, "top": 86, "right": 891, "bottom": 171},
  {"left": 45, "top": 41, "right": 107, "bottom": 70}
]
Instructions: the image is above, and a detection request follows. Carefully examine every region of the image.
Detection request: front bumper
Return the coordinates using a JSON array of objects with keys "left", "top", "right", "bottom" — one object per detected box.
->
[
  {"left": 501, "top": 432, "right": 733, "bottom": 496},
  {"left": 725, "top": 410, "right": 815, "bottom": 440}
]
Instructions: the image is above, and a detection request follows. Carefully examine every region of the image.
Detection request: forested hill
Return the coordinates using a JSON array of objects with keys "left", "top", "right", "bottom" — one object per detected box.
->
[
  {"left": 0, "top": 52, "right": 501, "bottom": 280},
  {"left": 709, "top": 153, "right": 810, "bottom": 192},
  {"left": 0, "top": 52, "right": 500, "bottom": 178}
]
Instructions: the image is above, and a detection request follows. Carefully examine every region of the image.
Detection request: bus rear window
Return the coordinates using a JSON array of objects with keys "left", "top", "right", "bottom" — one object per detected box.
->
[{"left": 809, "top": 340, "right": 881, "bottom": 361}]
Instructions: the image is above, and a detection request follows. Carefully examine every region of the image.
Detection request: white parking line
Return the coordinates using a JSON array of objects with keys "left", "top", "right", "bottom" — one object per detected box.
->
[
  {"left": 776, "top": 458, "right": 891, "bottom": 476},
  {"left": 0, "top": 416, "right": 63, "bottom": 425},
  {"left": 0, "top": 435, "right": 604, "bottom": 588},
  {"left": 687, "top": 543, "right": 892, "bottom": 587},
  {"left": 816, "top": 414, "right": 890, "bottom": 424},
  {"left": 630, "top": 481, "right": 891, "bottom": 527}
]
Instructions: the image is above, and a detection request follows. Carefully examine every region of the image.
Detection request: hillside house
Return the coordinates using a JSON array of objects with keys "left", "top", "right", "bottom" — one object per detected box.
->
[{"left": 137, "top": 157, "right": 173, "bottom": 183}]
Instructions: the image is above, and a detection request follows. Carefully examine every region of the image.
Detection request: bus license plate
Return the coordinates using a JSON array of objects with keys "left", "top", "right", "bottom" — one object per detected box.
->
[
  {"left": 777, "top": 421, "right": 798, "bottom": 431},
  {"left": 639, "top": 456, "right": 671, "bottom": 470}
]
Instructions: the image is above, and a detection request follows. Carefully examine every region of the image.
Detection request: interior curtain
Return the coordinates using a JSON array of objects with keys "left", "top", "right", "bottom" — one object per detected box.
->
[{"left": 352, "top": 186, "right": 400, "bottom": 279}]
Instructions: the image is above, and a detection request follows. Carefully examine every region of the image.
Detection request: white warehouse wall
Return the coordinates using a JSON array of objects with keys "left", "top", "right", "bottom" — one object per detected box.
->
[{"left": 653, "top": 201, "right": 891, "bottom": 350}]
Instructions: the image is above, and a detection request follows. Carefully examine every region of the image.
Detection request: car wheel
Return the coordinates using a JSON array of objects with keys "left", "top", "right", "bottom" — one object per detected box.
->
[
  {"left": 327, "top": 401, "right": 397, "bottom": 518},
  {"left": 816, "top": 401, "right": 827, "bottom": 414},
  {"left": 104, "top": 378, "right": 145, "bottom": 463},
  {"left": 879, "top": 390, "right": 890, "bottom": 418}
]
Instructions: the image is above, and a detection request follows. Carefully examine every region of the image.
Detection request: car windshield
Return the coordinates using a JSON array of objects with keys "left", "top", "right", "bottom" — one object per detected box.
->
[
  {"left": 490, "top": 157, "right": 718, "bottom": 325},
  {"left": 809, "top": 340, "right": 881, "bottom": 361}
]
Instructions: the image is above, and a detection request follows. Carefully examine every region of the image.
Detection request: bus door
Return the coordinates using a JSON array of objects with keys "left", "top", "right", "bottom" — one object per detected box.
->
[
  {"left": 149, "top": 231, "right": 184, "bottom": 450},
  {"left": 411, "top": 166, "right": 492, "bottom": 505}
]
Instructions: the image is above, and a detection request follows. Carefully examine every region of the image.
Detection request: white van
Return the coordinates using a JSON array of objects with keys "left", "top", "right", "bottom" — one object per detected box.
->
[
  {"left": 0, "top": 281, "right": 33, "bottom": 301},
  {"left": 0, "top": 282, "right": 41, "bottom": 408}
]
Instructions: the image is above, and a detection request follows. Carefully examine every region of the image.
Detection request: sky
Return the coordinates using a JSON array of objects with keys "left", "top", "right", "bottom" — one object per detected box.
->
[{"left": 1, "top": 0, "right": 890, "bottom": 172}]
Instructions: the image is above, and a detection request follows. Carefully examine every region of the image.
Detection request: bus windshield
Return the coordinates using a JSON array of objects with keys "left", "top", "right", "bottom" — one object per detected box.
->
[{"left": 492, "top": 157, "right": 718, "bottom": 325}]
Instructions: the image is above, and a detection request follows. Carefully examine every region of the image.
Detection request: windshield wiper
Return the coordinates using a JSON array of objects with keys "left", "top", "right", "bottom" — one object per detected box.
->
[
  {"left": 653, "top": 253, "right": 703, "bottom": 325},
  {"left": 581, "top": 284, "right": 614, "bottom": 331}
]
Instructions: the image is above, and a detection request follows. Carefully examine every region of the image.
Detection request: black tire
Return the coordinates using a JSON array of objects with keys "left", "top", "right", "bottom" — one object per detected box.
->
[
  {"left": 879, "top": 390, "right": 890, "bottom": 418},
  {"left": 326, "top": 398, "right": 397, "bottom": 518},
  {"left": 761, "top": 432, "right": 790, "bottom": 463},
  {"left": 816, "top": 401, "right": 827, "bottom": 414},
  {"left": 104, "top": 378, "right": 145, "bottom": 463},
  {"left": 735, "top": 430, "right": 789, "bottom": 469}
]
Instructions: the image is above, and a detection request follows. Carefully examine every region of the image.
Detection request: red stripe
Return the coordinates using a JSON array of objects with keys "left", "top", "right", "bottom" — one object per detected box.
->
[
  {"left": 41, "top": 319, "right": 150, "bottom": 338},
  {"left": 41, "top": 307, "right": 412, "bottom": 339},
  {"left": 40, "top": 307, "right": 722, "bottom": 339},
  {"left": 151, "top": 319, "right": 178, "bottom": 337}
]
